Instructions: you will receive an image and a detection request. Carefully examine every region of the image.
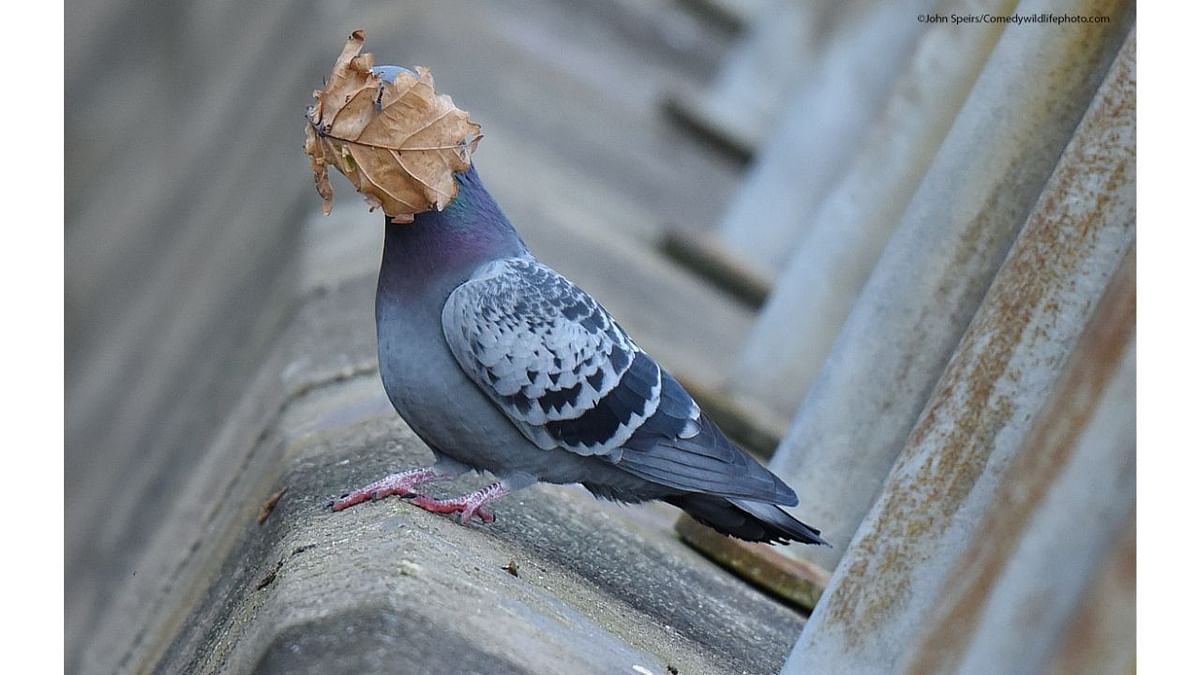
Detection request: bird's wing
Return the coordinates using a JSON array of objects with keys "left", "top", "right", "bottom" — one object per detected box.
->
[{"left": 442, "top": 256, "right": 795, "bottom": 504}]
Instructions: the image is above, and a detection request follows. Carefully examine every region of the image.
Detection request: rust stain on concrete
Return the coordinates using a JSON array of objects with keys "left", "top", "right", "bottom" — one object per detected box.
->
[
  {"left": 818, "top": 21, "right": 1135, "bottom": 653},
  {"left": 1044, "top": 510, "right": 1136, "bottom": 675},
  {"left": 902, "top": 247, "right": 1134, "bottom": 674}
]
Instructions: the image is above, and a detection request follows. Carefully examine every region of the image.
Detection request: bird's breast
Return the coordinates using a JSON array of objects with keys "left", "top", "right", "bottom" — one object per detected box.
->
[{"left": 374, "top": 295, "right": 539, "bottom": 472}]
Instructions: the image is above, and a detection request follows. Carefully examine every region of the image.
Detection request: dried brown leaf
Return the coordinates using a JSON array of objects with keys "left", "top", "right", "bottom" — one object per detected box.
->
[
  {"left": 257, "top": 487, "right": 287, "bottom": 525},
  {"left": 304, "top": 30, "right": 481, "bottom": 223}
]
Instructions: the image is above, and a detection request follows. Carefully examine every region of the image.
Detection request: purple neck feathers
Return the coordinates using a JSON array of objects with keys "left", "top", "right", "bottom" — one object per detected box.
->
[{"left": 377, "top": 165, "right": 527, "bottom": 301}]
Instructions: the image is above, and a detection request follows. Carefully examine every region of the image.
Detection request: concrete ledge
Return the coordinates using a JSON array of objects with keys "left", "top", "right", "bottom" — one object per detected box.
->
[
  {"left": 660, "top": 229, "right": 772, "bottom": 308},
  {"left": 109, "top": 274, "right": 805, "bottom": 675},
  {"left": 675, "top": 515, "right": 829, "bottom": 612},
  {"left": 676, "top": 0, "right": 758, "bottom": 32},
  {"left": 662, "top": 88, "right": 758, "bottom": 164}
]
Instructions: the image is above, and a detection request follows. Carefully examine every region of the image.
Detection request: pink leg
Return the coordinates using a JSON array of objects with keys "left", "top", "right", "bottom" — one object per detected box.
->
[
  {"left": 407, "top": 482, "right": 509, "bottom": 524},
  {"left": 330, "top": 466, "right": 443, "bottom": 511}
]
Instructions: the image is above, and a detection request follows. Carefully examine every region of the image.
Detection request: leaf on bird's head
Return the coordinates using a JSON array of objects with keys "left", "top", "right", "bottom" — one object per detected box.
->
[{"left": 304, "top": 30, "right": 482, "bottom": 223}]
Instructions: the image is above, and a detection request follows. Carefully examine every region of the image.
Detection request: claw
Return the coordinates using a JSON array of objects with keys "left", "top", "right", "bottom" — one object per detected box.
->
[
  {"left": 405, "top": 481, "right": 508, "bottom": 525},
  {"left": 407, "top": 494, "right": 495, "bottom": 524},
  {"left": 330, "top": 467, "right": 442, "bottom": 512}
]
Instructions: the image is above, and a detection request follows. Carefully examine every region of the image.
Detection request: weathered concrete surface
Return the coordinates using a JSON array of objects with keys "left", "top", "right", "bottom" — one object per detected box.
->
[
  {"left": 665, "top": 0, "right": 833, "bottom": 159},
  {"left": 101, "top": 278, "right": 806, "bottom": 675},
  {"left": 659, "top": 229, "right": 774, "bottom": 308},
  {"left": 729, "top": 0, "right": 1014, "bottom": 418},
  {"left": 899, "top": 252, "right": 1136, "bottom": 675},
  {"left": 685, "top": 0, "right": 771, "bottom": 29},
  {"left": 712, "top": 0, "right": 934, "bottom": 276},
  {"left": 676, "top": 515, "right": 829, "bottom": 611},
  {"left": 1044, "top": 512, "right": 1137, "bottom": 675},
  {"left": 782, "top": 28, "right": 1136, "bottom": 673},
  {"left": 65, "top": 4, "right": 329, "bottom": 671},
  {"left": 767, "top": 0, "right": 1134, "bottom": 571}
]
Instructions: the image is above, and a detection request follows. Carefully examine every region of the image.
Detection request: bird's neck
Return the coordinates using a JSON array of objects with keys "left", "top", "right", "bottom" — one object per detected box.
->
[{"left": 377, "top": 165, "right": 527, "bottom": 302}]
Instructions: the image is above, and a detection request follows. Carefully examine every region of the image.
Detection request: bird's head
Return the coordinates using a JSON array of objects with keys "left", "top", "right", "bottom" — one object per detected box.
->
[
  {"left": 304, "top": 30, "right": 480, "bottom": 223},
  {"left": 370, "top": 65, "right": 417, "bottom": 85}
]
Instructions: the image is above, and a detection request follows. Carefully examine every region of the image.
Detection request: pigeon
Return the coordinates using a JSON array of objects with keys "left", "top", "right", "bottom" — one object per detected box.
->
[{"left": 330, "top": 66, "right": 827, "bottom": 546}]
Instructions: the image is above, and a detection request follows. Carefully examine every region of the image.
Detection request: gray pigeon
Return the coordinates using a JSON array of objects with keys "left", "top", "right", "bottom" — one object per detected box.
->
[{"left": 331, "top": 66, "right": 827, "bottom": 546}]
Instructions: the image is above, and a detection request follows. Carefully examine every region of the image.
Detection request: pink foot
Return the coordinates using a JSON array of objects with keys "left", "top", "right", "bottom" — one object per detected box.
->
[
  {"left": 406, "top": 482, "right": 509, "bottom": 524},
  {"left": 330, "top": 467, "right": 440, "bottom": 511}
]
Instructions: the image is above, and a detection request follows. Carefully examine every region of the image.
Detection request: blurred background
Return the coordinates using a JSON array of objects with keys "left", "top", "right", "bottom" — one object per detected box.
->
[{"left": 66, "top": 1, "right": 1135, "bottom": 673}]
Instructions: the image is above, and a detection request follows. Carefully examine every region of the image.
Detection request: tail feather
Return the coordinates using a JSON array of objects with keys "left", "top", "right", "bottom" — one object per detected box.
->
[{"left": 666, "top": 494, "right": 829, "bottom": 546}]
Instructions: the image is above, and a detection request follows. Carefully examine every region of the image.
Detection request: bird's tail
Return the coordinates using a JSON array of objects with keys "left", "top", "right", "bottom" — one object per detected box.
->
[{"left": 667, "top": 493, "right": 829, "bottom": 546}]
